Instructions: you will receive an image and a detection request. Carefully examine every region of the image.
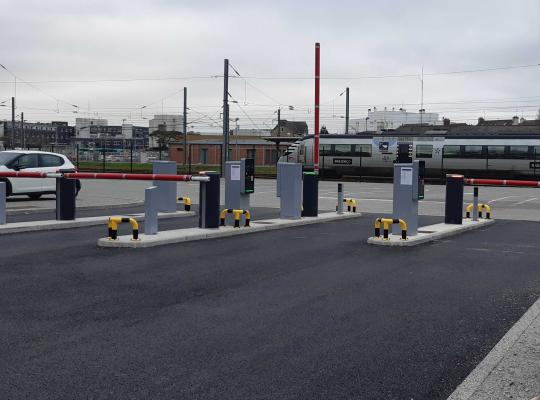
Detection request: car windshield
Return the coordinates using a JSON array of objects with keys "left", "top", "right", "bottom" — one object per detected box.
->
[{"left": 0, "top": 152, "right": 21, "bottom": 166}]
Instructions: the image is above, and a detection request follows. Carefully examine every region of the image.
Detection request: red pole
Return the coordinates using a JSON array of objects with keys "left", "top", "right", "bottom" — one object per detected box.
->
[
  {"left": 314, "top": 42, "right": 320, "bottom": 173},
  {"left": 0, "top": 171, "right": 209, "bottom": 182}
]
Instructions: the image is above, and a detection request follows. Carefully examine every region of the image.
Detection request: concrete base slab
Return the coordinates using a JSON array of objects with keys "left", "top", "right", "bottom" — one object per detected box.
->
[
  {"left": 0, "top": 211, "right": 194, "bottom": 235},
  {"left": 98, "top": 211, "right": 363, "bottom": 248},
  {"left": 367, "top": 218, "right": 495, "bottom": 246}
]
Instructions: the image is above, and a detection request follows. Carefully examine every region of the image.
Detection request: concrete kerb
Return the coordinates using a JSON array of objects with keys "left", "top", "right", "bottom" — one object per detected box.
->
[
  {"left": 367, "top": 218, "right": 495, "bottom": 246},
  {"left": 447, "top": 295, "right": 540, "bottom": 400},
  {"left": 0, "top": 210, "right": 194, "bottom": 235},
  {"left": 97, "top": 211, "right": 363, "bottom": 248}
]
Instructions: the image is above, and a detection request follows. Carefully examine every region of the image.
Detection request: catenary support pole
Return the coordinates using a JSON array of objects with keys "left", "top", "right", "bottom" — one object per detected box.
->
[
  {"left": 345, "top": 87, "right": 349, "bottom": 135},
  {"left": 314, "top": 43, "right": 320, "bottom": 173},
  {"left": 222, "top": 59, "right": 229, "bottom": 176},
  {"left": 11, "top": 97, "right": 15, "bottom": 149},
  {"left": 20, "top": 112, "right": 24, "bottom": 148}
]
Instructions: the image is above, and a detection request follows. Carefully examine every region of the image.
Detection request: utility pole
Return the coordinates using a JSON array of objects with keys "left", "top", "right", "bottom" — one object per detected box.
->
[
  {"left": 183, "top": 87, "right": 187, "bottom": 165},
  {"left": 345, "top": 87, "right": 349, "bottom": 134},
  {"left": 277, "top": 107, "right": 281, "bottom": 134},
  {"left": 11, "top": 97, "right": 15, "bottom": 149},
  {"left": 222, "top": 59, "right": 229, "bottom": 175},
  {"left": 20, "top": 112, "right": 24, "bottom": 148}
]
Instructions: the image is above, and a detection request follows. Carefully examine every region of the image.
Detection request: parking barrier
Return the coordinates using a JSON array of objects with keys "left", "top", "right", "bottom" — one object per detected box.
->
[
  {"left": 108, "top": 217, "right": 140, "bottom": 241},
  {"left": 374, "top": 217, "right": 407, "bottom": 240},
  {"left": 219, "top": 209, "right": 251, "bottom": 228},
  {"left": 466, "top": 203, "right": 491, "bottom": 219},
  {"left": 177, "top": 196, "right": 192, "bottom": 211},
  {"left": 336, "top": 198, "right": 357, "bottom": 213}
]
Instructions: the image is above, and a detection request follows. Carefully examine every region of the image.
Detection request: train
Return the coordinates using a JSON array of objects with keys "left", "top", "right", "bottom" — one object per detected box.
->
[{"left": 278, "top": 131, "right": 540, "bottom": 179}]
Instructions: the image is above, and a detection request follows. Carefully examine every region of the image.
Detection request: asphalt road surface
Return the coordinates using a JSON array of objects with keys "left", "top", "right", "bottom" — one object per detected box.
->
[{"left": 1, "top": 214, "right": 539, "bottom": 399}]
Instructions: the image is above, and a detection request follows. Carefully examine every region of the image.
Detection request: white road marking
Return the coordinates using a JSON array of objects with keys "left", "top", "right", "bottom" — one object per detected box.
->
[
  {"left": 488, "top": 196, "right": 518, "bottom": 203},
  {"left": 513, "top": 197, "right": 539, "bottom": 205}
]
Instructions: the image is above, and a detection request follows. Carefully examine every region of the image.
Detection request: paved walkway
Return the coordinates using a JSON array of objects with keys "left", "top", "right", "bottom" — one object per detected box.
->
[{"left": 448, "top": 297, "right": 540, "bottom": 400}]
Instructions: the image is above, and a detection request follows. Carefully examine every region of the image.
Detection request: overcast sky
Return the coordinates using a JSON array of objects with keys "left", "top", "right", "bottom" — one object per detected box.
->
[{"left": 1, "top": 0, "right": 539, "bottom": 133}]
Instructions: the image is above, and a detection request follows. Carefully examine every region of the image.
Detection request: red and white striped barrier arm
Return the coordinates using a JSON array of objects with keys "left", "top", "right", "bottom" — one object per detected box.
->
[
  {"left": 0, "top": 171, "right": 210, "bottom": 182},
  {"left": 465, "top": 178, "right": 540, "bottom": 188}
]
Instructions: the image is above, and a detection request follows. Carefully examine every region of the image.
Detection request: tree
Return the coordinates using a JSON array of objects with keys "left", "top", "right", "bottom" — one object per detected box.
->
[{"left": 149, "top": 130, "right": 183, "bottom": 150}]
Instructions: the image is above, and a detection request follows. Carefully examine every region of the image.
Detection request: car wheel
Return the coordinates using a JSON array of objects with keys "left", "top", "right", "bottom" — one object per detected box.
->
[{"left": 28, "top": 193, "right": 42, "bottom": 200}]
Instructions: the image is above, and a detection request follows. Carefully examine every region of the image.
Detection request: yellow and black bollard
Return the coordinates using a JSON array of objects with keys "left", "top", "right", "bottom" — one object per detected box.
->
[
  {"left": 374, "top": 217, "right": 407, "bottom": 240},
  {"left": 219, "top": 209, "right": 251, "bottom": 228},
  {"left": 177, "top": 196, "right": 192, "bottom": 211},
  {"left": 108, "top": 217, "right": 140, "bottom": 241},
  {"left": 466, "top": 203, "right": 491, "bottom": 219},
  {"left": 336, "top": 198, "right": 357, "bottom": 213}
]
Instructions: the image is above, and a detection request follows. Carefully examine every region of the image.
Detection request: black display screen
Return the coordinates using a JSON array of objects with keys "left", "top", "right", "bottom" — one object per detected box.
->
[{"left": 243, "top": 158, "right": 255, "bottom": 193}]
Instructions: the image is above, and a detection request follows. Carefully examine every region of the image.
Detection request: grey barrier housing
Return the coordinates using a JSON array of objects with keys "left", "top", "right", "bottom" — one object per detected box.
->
[
  {"left": 392, "top": 160, "right": 423, "bottom": 236},
  {"left": 144, "top": 186, "right": 159, "bottom": 235},
  {"left": 302, "top": 172, "right": 318, "bottom": 217},
  {"left": 199, "top": 172, "right": 220, "bottom": 228},
  {"left": 276, "top": 162, "right": 302, "bottom": 219},
  {"left": 225, "top": 159, "right": 254, "bottom": 224},
  {"left": 152, "top": 161, "right": 177, "bottom": 213},
  {"left": 445, "top": 174, "right": 464, "bottom": 224},
  {"left": 0, "top": 182, "right": 5, "bottom": 225}
]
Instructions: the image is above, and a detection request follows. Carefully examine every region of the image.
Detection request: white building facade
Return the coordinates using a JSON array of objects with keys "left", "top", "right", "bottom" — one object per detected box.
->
[
  {"left": 148, "top": 115, "right": 183, "bottom": 148},
  {"left": 75, "top": 118, "right": 108, "bottom": 138},
  {"left": 351, "top": 109, "right": 440, "bottom": 133}
]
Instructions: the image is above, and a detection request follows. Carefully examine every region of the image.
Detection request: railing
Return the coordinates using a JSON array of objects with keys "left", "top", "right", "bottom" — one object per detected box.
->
[
  {"left": 108, "top": 217, "right": 140, "bottom": 241},
  {"left": 374, "top": 217, "right": 407, "bottom": 240},
  {"left": 219, "top": 209, "right": 251, "bottom": 228}
]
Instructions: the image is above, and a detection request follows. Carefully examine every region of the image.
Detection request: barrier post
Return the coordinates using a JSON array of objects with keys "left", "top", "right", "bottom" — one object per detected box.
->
[
  {"left": 302, "top": 172, "right": 318, "bottom": 217},
  {"left": 144, "top": 186, "right": 159, "bottom": 235},
  {"left": 56, "top": 173, "right": 76, "bottom": 221},
  {"left": 152, "top": 161, "right": 177, "bottom": 213},
  {"left": 445, "top": 174, "right": 464, "bottom": 224},
  {"left": 277, "top": 162, "right": 302, "bottom": 219},
  {"left": 199, "top": 172, "right": 220, "bottom": 228},
  {"left": 0, "top": 181, "right": 5, "bottom": 225},
  {"left": 337, "top": 183, "right": 343, "bottom": 214},
  {"left": 472, "top": 186, "right": 479, "bottom": 221}
]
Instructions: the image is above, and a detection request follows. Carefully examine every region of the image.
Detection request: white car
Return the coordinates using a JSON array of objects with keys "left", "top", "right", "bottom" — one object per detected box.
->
[{"left": 0, "top": 150, "right": 81, "bottom": 199}]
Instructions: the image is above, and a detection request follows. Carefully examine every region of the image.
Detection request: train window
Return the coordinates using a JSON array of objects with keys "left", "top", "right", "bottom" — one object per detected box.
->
[
  {"left": 443, "top": 145, "right": 461, "bottom": 158},
  {"left": 464, "top": 145, "right": 485, "bottom": 159},
  {"left": 319, "top": 144, "right": 331, "bottom": 156},
  {"left": 508, "top": 146, "right": 529, "bottom": 159},
  {"left": 352, "top": 144, "right": 371, "bottom": 157},
  {"left": 487, "top": 146, "right": 505, "bottom": 159},
  {"left": 533, "top": 146, "right": 540, "bottom": 159},
  {"left": 359, "top": 144, "right": 372, "bottom": 157},
  {"left": 333, "top": 144, "right": 354, "bottom": 156},
  {"left": 416, "top": 144, "right": 433, "bottom": 158}
]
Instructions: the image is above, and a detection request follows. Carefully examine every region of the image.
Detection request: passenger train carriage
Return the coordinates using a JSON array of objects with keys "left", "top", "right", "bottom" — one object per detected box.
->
[{"left": 279, "top": 133, "right": 540, "bottom": 179}]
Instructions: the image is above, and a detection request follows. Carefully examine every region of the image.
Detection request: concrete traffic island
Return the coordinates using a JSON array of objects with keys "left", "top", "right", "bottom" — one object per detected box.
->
[
  {"left": 0, "top": 211, "right": 194, "bottom": 235},
  {"left": 367, "top": 218, "right": 495, "bottom": 246},
  {"left": 98, "top": 211, "right": 362, "bottom": 248}
]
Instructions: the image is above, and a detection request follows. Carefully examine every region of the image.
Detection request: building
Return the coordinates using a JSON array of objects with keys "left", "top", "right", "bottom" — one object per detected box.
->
[
  {"left": 73, "top": 125, "right": 149, "bottom": 150},
  {"left": 75, "top": 118, "right": 108, "bottom": 138},
  {"left": 233, "top": 128, "right": 272, "bottom": 137},
  {"left": 168, "top": 135, "right": 290, "bottom": 166},
  {"left": 351, "top": 108, "right": 440, "bottom": 133},
  {"left": 148, "top": 115, "right": 183, "bottom": 148},
  {"left": 1, "top": 120, "right": 75, "bottom": 148},
  {"left": 270, "top": 120, "right": 308, "bottom": 137}
]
